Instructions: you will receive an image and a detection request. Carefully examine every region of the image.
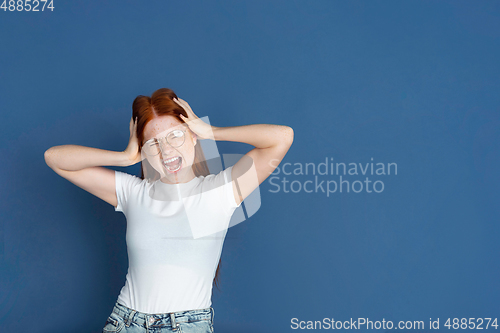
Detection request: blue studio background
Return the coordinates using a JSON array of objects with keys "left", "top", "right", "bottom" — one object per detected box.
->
[{"left": 1, "top": 1, "right": 499, "bottom": 332}]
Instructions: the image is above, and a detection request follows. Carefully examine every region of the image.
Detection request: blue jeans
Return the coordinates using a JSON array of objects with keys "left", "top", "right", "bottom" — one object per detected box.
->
[{"left": 102, "top": 301, "right": 214, "bottom": 333}]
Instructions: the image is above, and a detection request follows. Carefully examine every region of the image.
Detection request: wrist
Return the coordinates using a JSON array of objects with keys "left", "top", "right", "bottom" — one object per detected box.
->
[
  {"left": 120, "top": 150, "right": 137, "bottom": 167},
  {"left": 212, "top": 126, "right": 223, "bottom": 141}
]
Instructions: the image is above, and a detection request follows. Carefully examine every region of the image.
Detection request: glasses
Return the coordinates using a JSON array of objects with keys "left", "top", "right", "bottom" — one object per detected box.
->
[{"left": 142, "top": 129, "right": 187, "bottom": 156}]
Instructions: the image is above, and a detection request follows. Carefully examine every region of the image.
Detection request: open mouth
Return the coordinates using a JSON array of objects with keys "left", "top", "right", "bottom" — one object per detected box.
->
[{"left": 162, "top": 156, "right": 182, "bottom": 173}]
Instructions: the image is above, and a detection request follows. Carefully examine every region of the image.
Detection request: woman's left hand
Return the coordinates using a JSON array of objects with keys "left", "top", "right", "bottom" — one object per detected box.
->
[{"left": 174, "top": 97, "right": 217, "bottom": 140}]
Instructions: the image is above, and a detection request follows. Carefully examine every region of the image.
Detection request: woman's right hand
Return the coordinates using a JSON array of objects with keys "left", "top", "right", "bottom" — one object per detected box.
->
[{"left": 123, "top": 117, "right": 142, "bottom": 165}]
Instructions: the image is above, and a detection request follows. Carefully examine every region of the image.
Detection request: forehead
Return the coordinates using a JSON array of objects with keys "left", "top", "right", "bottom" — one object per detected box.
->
[{"left": 143, "top": 116, "right": 186, "bottom": 142}]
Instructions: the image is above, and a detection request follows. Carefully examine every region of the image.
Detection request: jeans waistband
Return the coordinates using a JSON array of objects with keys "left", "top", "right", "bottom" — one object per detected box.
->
[{"left": 112, "top": 301, "right": 213, "bottom": 329}]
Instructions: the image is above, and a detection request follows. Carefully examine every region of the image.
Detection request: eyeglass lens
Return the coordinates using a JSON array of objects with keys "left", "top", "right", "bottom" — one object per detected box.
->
[{"left": 143, "top": 130, "right": 185, "bottom": 156}]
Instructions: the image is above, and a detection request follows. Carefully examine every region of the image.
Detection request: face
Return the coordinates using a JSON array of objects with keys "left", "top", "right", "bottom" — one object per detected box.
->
[{"left": 142, "top": 115, "right": 197, "bottom": 183}]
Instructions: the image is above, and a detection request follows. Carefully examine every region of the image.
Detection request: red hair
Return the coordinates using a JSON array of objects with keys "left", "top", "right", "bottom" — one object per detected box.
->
[{"left": 131, "top": 87, "right": 223, "bottom": 291}]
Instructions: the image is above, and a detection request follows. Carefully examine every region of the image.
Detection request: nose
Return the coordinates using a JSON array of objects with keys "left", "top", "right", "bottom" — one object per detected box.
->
[{"left": 158, "top": 138, "right": 175, "bottom": 156}]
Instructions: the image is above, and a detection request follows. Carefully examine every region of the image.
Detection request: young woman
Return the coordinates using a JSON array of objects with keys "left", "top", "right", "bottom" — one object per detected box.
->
[{"left": 44, "top": 88, "right": 294, "bottom": 332}]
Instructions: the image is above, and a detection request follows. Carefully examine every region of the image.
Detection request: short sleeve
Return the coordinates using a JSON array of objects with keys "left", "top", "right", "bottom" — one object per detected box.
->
[
  {"left": 221, "top": 166, "right": 242, "bottom": 211},
  {"left": 114, "top": 170, "right": 142, "bottom": 213}
]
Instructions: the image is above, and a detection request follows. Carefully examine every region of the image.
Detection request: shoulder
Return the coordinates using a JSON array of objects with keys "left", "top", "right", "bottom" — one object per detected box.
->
[
  {"left": 115, "top": 170, "right": 146, "bottom": 189},
  {"left": 199, "top": 166, "right": 241, "bottom": 209},
  {"left": 201, "top": 167, "right": 233, "bottom": 188},
  {"left": 114, "top": 170, "right": 147, "bottom": 212}
]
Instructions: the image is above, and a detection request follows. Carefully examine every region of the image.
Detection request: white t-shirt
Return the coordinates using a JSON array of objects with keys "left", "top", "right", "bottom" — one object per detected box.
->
[{"left": 113, "top": 166, "right": 241, "bottom": 314}]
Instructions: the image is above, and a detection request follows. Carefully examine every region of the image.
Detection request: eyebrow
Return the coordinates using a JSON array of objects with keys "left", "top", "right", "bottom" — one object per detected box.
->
[{"left": 143, "top": 126, "right": 187, "bottom": 144}]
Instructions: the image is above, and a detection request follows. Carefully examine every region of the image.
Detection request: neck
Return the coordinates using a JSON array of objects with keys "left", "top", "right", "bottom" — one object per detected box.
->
[{"left": 160, "top": 168, "right": 197, "bottom": 184}]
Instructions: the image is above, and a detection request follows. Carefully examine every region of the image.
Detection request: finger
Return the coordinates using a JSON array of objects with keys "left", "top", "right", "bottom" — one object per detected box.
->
[
  {"left": 175, "top": 98, "right": 196, "bottom": 117},
  {"left": 175, "top": 97, "right": 188, "bottom": 107},
  {"left": 179, "top": 101, "right": 194, "bottom": 115},
  {"left": 176, "top": 99, "right": 187, "bottom": 109},
  {"left": 174, "top": 98, "right": 188, "bottom": 111},
  {"left": 180, "top": 100, "right": 193, "bottom": 112},
  {"left": 179, "top": 105, "right": 192, "bottom": 116}
]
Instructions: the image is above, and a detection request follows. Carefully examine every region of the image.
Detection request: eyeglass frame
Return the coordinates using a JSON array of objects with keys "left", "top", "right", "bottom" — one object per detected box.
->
[{"left": 141, "top": 128, "right": 189, "bottom": 156}]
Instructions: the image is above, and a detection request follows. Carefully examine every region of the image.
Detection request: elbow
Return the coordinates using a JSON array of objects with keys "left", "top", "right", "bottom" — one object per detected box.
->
[
  {"left": 44, "top": 148, "right": 55, "bottom": 169},
  {"left": 284, "top": 126, "right": 294, "bottom": 146},
  {"left": 272, "top": 126, "right": 294, "bottom": 149}
]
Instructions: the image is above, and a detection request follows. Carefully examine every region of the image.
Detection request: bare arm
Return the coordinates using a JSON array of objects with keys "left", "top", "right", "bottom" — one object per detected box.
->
[
  {"left": 44, "top": 117, "right": 141, "bottom": 208},
  {"left": 213, "top": 124, "right": 294, "bottom": 205},
  {"left": 173, "top": 97, "right": 294, "bottom": 206},
  {"left": 44, "top": 145, "right": 133, "bottom": 170}
]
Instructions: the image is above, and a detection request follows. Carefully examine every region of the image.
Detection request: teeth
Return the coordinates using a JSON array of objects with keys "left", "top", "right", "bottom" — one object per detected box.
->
[
  {"left": 163, "top": 156, "right": 182, "bottom": 172},
  {"left": 165, "top": 156, "right": 180, "bottom": 163},
  {"left": 165, "top": 163, "right": 181, "bottom": 172}
]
